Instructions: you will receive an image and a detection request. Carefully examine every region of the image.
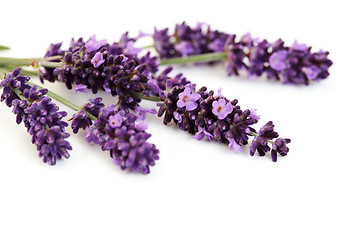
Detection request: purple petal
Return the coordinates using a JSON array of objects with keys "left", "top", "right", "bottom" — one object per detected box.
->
[
  {"left": 269, "top": 50, "right": 288, "bottom": 71},
  {"left": 185, "top": 101, "right": 198, "bottom": 111}
]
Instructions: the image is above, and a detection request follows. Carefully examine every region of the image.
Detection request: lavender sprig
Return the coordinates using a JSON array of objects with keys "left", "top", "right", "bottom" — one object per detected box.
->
[
  {"left": 0, "top": 68, "right": 72, "bottom": 165},
  {"left": 85, "top": 104, "right": 159, "bottom": 174},
  {"left": 39, "top": 35, "right": 159, "bottom": 110},
  {"left": 153, "top": 22, "right": 332, "bottom": 85},
  {"left": 156, "top": 79, "right": 290, "bottom": 161}
]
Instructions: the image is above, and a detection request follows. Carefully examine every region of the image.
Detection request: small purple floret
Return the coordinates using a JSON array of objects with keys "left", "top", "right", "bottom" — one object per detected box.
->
[
  {"left": 228, "top": 138, "right": 242, "bottom": 152},
  {"left": 193, "top": 127, "right": 213, "bottom": 141},
  {"left": 75, "top": 84, "right": 88, "bottom": 94},
  {"left": 212, "top": 99, "right": 234, "bottom": 119},
  {"left": 269, "top": 50, "right": 288, "bottom": 71},
  {"left": 91, "top": 52, "right": 105, "bottom": 68},
  {"left": 177, "top": 87, "right": 200, "bottom": 111},
  {"left": 85, "top": 35, "right": 107, "bottom": 53}
]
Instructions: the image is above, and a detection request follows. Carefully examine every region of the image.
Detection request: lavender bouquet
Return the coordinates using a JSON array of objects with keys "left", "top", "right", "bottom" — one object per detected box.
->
[{"left": 0, "top": 22, "right": 323, "bottom": 174}]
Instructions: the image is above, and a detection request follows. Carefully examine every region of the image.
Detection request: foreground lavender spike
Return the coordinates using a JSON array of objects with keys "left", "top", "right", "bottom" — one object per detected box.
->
[
  {"left": 153, "top": 22, "right": 332, "bottom": 85},
  {"left": 0, "top": 68, "right": 72, "bottom": 165},
  {"left": 40, "top": 35, "right": 160, "bottom": 110},
  {"left": 85, "top": 104, "right": 159, "bottom": 174},
  {"left": 155, "top": 75, "right": 290, "bottom": 161}
]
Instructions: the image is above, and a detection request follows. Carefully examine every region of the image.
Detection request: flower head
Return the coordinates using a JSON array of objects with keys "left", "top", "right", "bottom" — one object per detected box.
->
[
  {"left": 86, "top": 105, "right": 159, "bottom": 174},
  {"left": 1, "top": 68, "right": 72, "bottom": 165}
]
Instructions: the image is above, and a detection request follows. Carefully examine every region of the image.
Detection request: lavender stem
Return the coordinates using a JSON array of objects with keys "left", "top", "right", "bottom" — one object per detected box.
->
[
  {"left": 159, "top": 52, "right": 227, "bottom": 65},
  {"left": 27, "top": 81, "right": 97, "bottom": 121}
]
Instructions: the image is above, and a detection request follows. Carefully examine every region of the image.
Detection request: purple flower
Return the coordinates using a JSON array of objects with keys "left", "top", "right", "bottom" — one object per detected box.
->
[
  {"left": 1, "top": 68, "right": 72, "bottom": 165},
  {"left": 228, "top": 138, "right": 242, "bottom": 152},
  {"left": 193, "top": 127, "right": 213, "bottom": 141},
  {"left": 108, "top": 113, "right": 123, "bottom": 128},
  {"left": 135, "top": 106, "right": 157, "bottom": 121},
  {"left": 250, "top": 121, "right": 290, "bottom": 162},
  {"left": 158, "top": 84, "right": 260, "bottom": 156},
  {"left": 212, "top": 99, "right": 234, "bottom": 119},
  {"left": 40, "top": 37, "right": 155, "bottom": 110},
  {"left": 174, "top": 41, "right": 194, "bottom": 56},
  {"left": 302, "top": 66, "right": 321, "bottom": 80},
  {"left": 208, "top": 39, "right": 225, "bottom": 52},
  {"left": 123, "top": 41, "right": 141, "bottom": 56},
  {"left": 271, "top": 138, "right": 291, "bottom": 162},
  {"left": 292, "top": 40, "right": 308, "bottom": 51},
  {"left": 75, "top": 84, "right": 88, "bottom": 94},
  {"left": 269, "top": 50, "right": 288, "bottom": 71},
  {"left": 86, "top": 105, "right": 159, "bottom": 174},
  {"left": 151, "top": 22, "right": 332, "bottom": 85},
  {"left": 71, "top": 98, "right": 105, "bottom": 134},
  {"left": 91, "top": 52, "right": 105, "bottom": 68},
  {"left": 177, "top": 87, "right": 200, "bottom": 111},
  {"left": 135, "top": 121, "right": 148, "bottom": 131},
  {"left": 173, "top": 111, "right": 182, "bottom": 121},
  {"left": 249, "top": 109, "right": 260, "bottom": 121},
  {"left": 85, "top": 34, "right": 107, "bottom": 53}
]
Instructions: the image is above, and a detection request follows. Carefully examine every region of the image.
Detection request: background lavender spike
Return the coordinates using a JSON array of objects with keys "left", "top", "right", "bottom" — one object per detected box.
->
[
  {"left": 152, "top": 22, "right": 332, "bottom": 85},
  {"left": 0, "top": 68, "right": 72, "bottom": 165}
]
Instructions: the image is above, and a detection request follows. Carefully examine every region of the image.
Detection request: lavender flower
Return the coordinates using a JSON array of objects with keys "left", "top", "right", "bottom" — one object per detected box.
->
[
  {"left": 86, "top": 105, "right": 159, "bottom": 174},
  {"left": 85, "top": 34, "right": 107, "bottom": 53},
  {"left": 177, "top": 86, "right": 200, "bottom": 111},
  {"left": 212, "top": 98, "right": 234, "bottom": 120},
  {"left": 40, "top": 35, "right": 160, "bottom": 110},
  {"left": 269, "top": 50, "right": 288, "bottom": 71},
  {"left": 154, "top": 21, "right": 230, "bottom": 60},
  {"left": 134, "top": 106, "right": 157, "bottom": 121},
  {"left": 154, "top": 66, "right": 190, "bottom": 91},
  {"left": 71, "top": 97, "right": 105, "bottom": 134},
  {"left": 249, "top": 121, "right": 291, "bottom": 162},
  {"left": 1, "top": 68, "right": 72, "bottom": 165},
  {"left": 155, "top": 70, "right": 290, "bottom": 161},
  {"left": 157, "top": 84, "right": 259, "bottom": 154},
  {"left": 91, "top": 52, "right": 105, "bottom": 68},
  {"left": 153, "top": 22, "right": 332, "bottom": 85}
]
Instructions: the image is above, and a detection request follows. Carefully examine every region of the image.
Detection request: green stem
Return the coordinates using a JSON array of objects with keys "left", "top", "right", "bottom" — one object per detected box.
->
[
  {"left": 159, "top": 51, "right": 228, "bottom": 65},
  {"left": 248, "top": 131, "right": 274, "bottom": 144},
  {"left": 38, "top": 61, "right": 63, "bottom": 68},
  {"left": 27, "top": 82, "right": 97, "bottom": 121},
  {"left": 0, "top": 45, "right": 10, "bottom": 51},
  {"left": 130, "top": 92, "right": 161, "bottom": 102},
  {"left": 0, "top": 57, "right": 41, "bottom": 67}
]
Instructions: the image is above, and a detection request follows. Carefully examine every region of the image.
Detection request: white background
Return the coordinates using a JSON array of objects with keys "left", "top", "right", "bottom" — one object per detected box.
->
[{"left": 1, "top": 0, "right": 359, "bottom": 239}]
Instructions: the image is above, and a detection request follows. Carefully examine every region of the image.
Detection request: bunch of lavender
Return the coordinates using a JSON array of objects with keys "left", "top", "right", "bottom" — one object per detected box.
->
[
  {"left": 152, "top": 22, "right": 332, "bottom": 85},
  {"left": 156, "top": 81, "right": 290, "bottom": 161},
  {"left": 0, "top": 68, "right": 72, "bottom": 165},
  {"left": 39, "top": 35, "right": 159, "bottom": 110}
]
